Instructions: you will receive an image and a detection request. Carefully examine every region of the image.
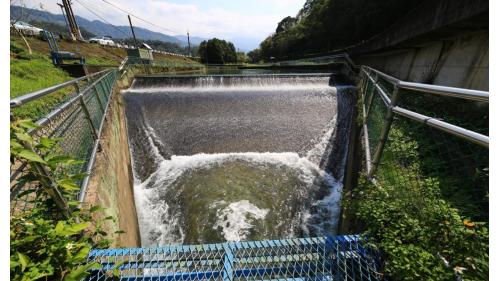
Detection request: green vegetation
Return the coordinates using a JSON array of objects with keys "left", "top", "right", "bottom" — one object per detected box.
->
[
  {"left": 85, "top": 56, "right": 118, "bottom": 66},
  {"left": 250, "top": 0, "right": 422, "bottom": 60},
  {"left": 10, "top": 120, "right": 115, "bottom": 280},
  {"left": 198, "top": 38, "right": 237, "bottom": 64},
  {"left": 10, "top": 41, "right": 74, "bottom": 120},
  {"left": 346, "top": 119, "right": 488, "bottom": 280}
]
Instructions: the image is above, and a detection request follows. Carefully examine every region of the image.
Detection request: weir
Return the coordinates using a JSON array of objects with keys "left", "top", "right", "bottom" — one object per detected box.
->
[
  {"left": 83, "top": 72, "right": 383, "bottom": 280},
  {"left": 123, "top": 74, "right": 355, "bottom": 246}
]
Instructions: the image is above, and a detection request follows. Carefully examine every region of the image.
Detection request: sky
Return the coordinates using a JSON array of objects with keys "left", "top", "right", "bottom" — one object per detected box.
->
[{"left": 17, "top": 0, "right": 306, "bottom": 50}]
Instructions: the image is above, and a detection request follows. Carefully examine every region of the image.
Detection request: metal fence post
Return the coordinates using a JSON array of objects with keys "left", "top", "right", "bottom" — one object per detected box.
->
[
  {"left": 78, "top": 95, "right": 99, "bottom": 141},
  {"left": 365, "top": 70, "right": 378, "bottom": 118},
  {"left": 92, "top": 84, "right": 105, "bottom": 113},
  {"left": 368, "top": 85, "right": 400, "bottom": 178}
]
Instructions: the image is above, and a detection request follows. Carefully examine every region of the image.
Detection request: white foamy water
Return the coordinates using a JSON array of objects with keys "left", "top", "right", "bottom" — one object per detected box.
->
[
  {"left": 133, "top": 150, "right": 343, "bottom": 246},
  {"left": 124, "top": 84, "right": 333, "bottom": 94},
  {"left": 212, "top": 200, "right": 269, "bottom": 241}
]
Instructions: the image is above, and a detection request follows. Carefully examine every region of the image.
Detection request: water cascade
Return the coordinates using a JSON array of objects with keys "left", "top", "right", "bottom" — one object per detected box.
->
[{"left": 123, "top": 74, "right": 355, "bottom": 246}]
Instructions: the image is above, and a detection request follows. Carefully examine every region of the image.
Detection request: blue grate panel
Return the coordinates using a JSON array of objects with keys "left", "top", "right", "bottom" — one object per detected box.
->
[{"left": 85, "top": 235, "right": 381, "bottom": 280}]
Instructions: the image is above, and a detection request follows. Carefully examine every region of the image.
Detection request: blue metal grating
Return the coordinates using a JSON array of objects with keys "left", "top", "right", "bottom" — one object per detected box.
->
[{"left": 85, "top": 235, "right": 381, "bottom": 280}]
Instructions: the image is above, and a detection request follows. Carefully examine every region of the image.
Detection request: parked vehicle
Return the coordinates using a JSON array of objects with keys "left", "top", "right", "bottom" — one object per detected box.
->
[
  {"left": 88, "top": 36, "right": 115, "bottom": 46},
  {"left": 12, "top": 21, "right": 43, "bottom": 36}
]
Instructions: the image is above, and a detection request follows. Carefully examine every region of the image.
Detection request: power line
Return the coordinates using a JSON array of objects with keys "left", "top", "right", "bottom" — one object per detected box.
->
[
  {"left": 73, "top": 0, "right": 132, "bottom": 38},
  {"left": 99, "top": 0, "right": 185, "bottom": 38}
]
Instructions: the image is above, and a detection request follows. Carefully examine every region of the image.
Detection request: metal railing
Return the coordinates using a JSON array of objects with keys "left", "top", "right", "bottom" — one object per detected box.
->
[
  {"left": 10, "top": 69, "right": 118, "bottom": 214},
  {"left": 359, "top": 66, "right": 488, "bottom": 178},
  {"left": 85, "top": 235, "right": 381, "bottom": 280},
  {"left": 357, "top": 64, "right": 489, "bottom": 277}
]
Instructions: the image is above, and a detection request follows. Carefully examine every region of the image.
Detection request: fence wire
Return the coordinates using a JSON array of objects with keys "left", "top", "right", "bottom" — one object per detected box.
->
[
  {"left": 10, "top": 70, "right": 117, "bottom": 214},
  {"left": 358, "top": 67, "right": 489, "bottom": 278},
  {"left": 85, "top": 236, "right": 381, "bottom": 281}
]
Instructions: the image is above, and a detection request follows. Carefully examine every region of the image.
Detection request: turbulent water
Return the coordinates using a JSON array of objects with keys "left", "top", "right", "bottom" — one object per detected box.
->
[{"left": 123, "top": 74, "right": 354, "bottom": 246}]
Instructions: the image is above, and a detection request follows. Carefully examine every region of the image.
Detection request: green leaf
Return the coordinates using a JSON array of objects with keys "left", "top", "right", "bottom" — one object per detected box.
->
[
  {"left": 90, "top": 206, "right": 104, "bottom": 213},
  {"left": 38, "top": 137, "right": 56, "bottom": 148},
  {"left": 68, "top": 222, "right": 89, "bottom": 233},
  {"left": 58, "top": 181, "right": 80, "bottom": 191},
  {"left": 15, "top": 132, "right": 33, "bottom": 143},
  {"left": 69, "top": 246, "right": 91, "bottom": 263},
  {"left": 64, "top": 262, "right": 101, "bottom": 281},
  {"left": 17, "top": 252, "right": 30, "bottom": 272},
  {"left": 18, "top": 120, "right": 39, "bottom": 130},
  {"left": 113, "top": 260, "right": 126, "bottom": 277},
  {"left": 16, "top": 149, "right": 46, "bottom": 164},
  {"left": 55, "top": 221, "right": 65, "bottom": 235}
]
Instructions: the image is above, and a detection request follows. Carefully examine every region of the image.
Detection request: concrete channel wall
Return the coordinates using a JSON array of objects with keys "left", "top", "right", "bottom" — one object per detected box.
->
[
  {"left": 354, "top": 31, "right": 488, "bottom": 90},
  {"left": 349, "top": 0, "right": 488, "bottom": 90},
  {"left": 84, "top": 79, "right": 141, "bottom": 248}
]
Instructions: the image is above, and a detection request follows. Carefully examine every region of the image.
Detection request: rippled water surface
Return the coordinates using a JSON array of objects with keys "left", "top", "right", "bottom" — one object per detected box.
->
[{"left": 123, "top": 74, "right": 353, "bottom": 246}]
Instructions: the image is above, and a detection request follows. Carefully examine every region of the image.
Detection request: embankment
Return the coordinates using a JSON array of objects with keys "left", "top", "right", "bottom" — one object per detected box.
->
[{"left": 83, "top": 80, "right": 140, "bottom": 248}]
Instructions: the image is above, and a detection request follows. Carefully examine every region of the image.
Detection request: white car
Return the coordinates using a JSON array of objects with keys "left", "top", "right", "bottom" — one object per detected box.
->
[
  {"left": 89, "top": 36, "right": 115, "bottom": 46},
  {"left": 12, "top": 21, "right": 43, "bottom": 36}
]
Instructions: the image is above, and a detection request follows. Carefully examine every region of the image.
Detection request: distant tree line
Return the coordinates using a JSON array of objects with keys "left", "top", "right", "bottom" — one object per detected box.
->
[
  {"left": 198, "top": 38, "right": 237, "bottom": 64},
  {"left": 247, "top": 0, "right": 423, "bottom": 62}
]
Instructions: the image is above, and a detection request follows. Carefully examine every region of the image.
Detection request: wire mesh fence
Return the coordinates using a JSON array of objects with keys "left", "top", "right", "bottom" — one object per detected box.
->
[
  {"left": 85, "top": 235, "right": 381, "bottom": 280},
  {"left": 357, "top": 66, "right": 489, "bottom": 278},
  {"left": 10, "top": 70, "right": 118, "bottom": 215}
]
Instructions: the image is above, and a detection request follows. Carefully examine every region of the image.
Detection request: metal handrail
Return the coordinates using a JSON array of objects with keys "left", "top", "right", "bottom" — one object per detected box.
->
[
  {"left": 392, "top": 106, "right": 489, "bottom": 148},
  {"left": 10, "top": 69, "right": 110, "bottom": 108},
  {"left": 30, "top": 70, "right": 116, "bottom": 131},
  {"left": 362, "top": 65, "right": 488, "bottom": 102},
  {"left": 361, "top": 67, "right": 489, "bottom": 149},
  {"left": 398, "top": 81, "right": 489, "bottom": 102}
]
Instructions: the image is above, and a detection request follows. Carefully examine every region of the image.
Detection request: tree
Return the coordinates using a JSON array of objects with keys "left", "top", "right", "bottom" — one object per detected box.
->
[
  {"left": 198, "top": 38, "right": 237, "bottom": 64},
  {"left": 276, "top": 16, "right": 297, "bottom": 34},
  {"left": 247, "top": 48, "right": 261, "bottom": 63}
]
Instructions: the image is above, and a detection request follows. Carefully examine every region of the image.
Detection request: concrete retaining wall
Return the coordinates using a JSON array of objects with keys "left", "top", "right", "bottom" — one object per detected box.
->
[
  {"left": 84, "top": 84, "right": 141, "bottom": 248},
  {"left": 354, "top": 31, "right": 488, "bottom": 90}
]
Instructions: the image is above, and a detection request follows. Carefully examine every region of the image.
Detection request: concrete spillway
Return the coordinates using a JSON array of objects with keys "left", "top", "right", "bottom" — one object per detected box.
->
[{"left": 122, "top": 74, "right": 355, "bottom": 246}]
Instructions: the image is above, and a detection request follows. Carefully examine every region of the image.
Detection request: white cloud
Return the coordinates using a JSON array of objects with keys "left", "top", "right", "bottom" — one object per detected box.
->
[{"left": 15, "top": 0, "right": 305, "bottom": 49}]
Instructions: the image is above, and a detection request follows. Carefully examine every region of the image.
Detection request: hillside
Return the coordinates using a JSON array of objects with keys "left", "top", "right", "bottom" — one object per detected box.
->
[
  {"left": 10, "top": 33, "right": 200, "bottom": 119},
  {"left": 10, "top": 5, "right": 207, "bottom": 46},
  {"left": 252, "top": 0, "right": 424, "bottom": 60}
]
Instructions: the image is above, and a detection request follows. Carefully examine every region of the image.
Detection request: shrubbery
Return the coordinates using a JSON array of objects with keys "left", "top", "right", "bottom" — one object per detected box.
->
[
  {"left": 10, "top": 120, "right": 115, "bottom": 280},
  {"left": 347, "top": 124, "right": 488, "bottom": 280}
]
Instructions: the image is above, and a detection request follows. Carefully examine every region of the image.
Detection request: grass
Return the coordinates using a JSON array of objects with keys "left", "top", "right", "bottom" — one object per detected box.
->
[
  {"left": 10, "top": 34, "right": 203, "bottom": 120},
  {"left": 10, "top": 41, "right": 75, "bottom": 120}
]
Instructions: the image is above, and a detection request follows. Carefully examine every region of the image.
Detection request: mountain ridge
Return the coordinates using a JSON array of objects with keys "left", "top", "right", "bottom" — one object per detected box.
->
[{"left": 11, "top": 5, "right": 208, "bottom": 46}]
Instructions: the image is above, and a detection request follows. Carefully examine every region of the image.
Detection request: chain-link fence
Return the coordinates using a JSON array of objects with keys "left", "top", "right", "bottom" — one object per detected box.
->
[
  {"left": 85, "top": 235, "right": 381, "bottom": 280},
  {"left": 357, "top": 66, "right": 489, "bottom": 279},
  {"left": 10, "top": 69, "right": 118, "bottom": 215}
]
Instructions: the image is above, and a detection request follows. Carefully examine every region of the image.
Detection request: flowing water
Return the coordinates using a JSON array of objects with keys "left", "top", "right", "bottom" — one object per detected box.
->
[{"left": 123, "top": 74, "right": 354, "bottom": 246}]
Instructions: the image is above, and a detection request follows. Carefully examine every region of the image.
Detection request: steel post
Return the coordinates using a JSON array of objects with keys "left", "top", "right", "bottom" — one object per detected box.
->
[
  {"left": 78, "top": 95, "right": 99, "bottom": 141},
  {"left": 93, "top": 84, "right": 105, "bottom": 113},
  {"left": 368, "top": 86, "right": 400, "bottom": 178},
  {"left": 365, "top": 70, "right": 378, "bottom": 118}
]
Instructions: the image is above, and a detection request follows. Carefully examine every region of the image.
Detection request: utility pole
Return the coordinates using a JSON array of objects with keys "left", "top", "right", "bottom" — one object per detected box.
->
[
  {"left": 187, "top": 31, "right": 191, "bottom": 57},
  {"left": 61, "top": 0, "right": 83, "bottom": 41},
  {"left": 57, "top": 3, "right": 72, "bottom": 39},
  {"left": 128, "top": 15, "right": 138, "bottom": 48}
]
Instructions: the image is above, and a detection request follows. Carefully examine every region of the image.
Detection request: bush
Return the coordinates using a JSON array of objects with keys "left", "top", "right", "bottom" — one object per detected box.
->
[
  {"left": 347, "top": 124, "right": 488, "bottom": 280},
  {"left": 10, "top": 119, "right": 114, "bottom": 280}
]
